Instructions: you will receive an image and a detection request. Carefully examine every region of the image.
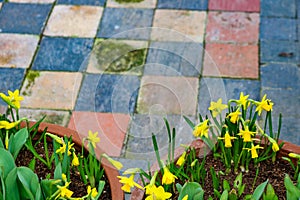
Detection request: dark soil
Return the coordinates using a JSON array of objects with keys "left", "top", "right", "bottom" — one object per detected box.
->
[
  {"left": 171, "top": 153, "right": 293, "bottom": 199},
  {"left": 16, "top": 142, "right": 111, "bottom": 199}
]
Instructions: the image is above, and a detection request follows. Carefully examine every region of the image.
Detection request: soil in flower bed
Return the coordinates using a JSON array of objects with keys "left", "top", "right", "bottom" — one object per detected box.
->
[
  {"left": 16, "top": 142, "right": 112, "bottom": 199},
  {"left": 168, "top": 153, "right": 294, "bottom": 199}
]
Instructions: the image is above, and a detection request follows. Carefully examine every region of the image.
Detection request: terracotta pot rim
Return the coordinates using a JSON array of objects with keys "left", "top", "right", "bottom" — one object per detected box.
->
[{"left": 21, "top": 121, "right": 124, "bottom": 200}]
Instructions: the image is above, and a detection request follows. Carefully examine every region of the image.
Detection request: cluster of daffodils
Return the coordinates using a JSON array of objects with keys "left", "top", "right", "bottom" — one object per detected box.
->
[
  {"left": 117, "top": 93, "right": 286, "bottom": 199},
  {"left": 0, "top": 90, "right": 122, "bottom": 199}
]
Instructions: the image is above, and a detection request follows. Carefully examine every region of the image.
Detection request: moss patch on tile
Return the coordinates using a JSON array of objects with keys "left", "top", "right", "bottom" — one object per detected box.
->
[
  {"left": 115, "top": 0, "right": 144, "bottom": 3},
  {"left": 22, "top": 71, "right": 40, "bottom": 96},
  {"left": 93, "top": 40, "right": 146, "bottom": 74}
]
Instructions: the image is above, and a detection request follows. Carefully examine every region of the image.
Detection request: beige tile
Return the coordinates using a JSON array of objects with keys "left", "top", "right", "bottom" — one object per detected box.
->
[
  {"left": 44, "top": 5, "right": 103, "bottom": 38},
  {"left": 19, "top": 109, "right": 70, "bottom": 127},
  {"left": 0, "top": 34, "right": 39, "bottom": 68},
  {"left": 87, "top": 39, "right": 148, "bottom": 74},
  {"left": 152, "top": 10, "right": 206, "bottom": 42},
  {"left": 107, "top": 0, "right": 156, "bottom": 8},
  {"left": 9, "top": 0, "right": 55, "bottom": 3},
  {"left": 21, "top": 71, "right": 82, "bottom": 110},
  {"left": 137, "top": 76, "right": 198, "bottom": 115}
]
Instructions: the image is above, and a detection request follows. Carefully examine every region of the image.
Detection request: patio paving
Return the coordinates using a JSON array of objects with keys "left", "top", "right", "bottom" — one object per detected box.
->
[{"left": 0, "top": 1, "right": 299, "bottom": 198}]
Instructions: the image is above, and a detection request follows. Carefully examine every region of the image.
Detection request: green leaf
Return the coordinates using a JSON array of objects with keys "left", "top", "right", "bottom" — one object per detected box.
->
[
  {"left": 9, "top": 128, "right": 28, "bottom": 159},
  {"left": 183, "top": 116, "right": 195, "bottom": 129},
  {"left": 220, "top": 190, "right": 228, "bottom": 200},
  {"left": 284, "top": 174, "right": 300, "bottom": 200},
  {"left": 0, "top": 148, "right": 16, "bottom": 178},
  {"left": 5, "top": 168, "right": 20, "bottom": 200},
  {"left": 54, "top": 162, "right": 62, "bottom": 180},
  {"left": 178, "top": 182, "right": 204, "bottom": 200},
  {"left": 0, "top": 168, "right": 5, "bottom": 200},
  {"left": 263, "top": 183, "right": 278, "bottom": 200},
  {"left": 176, "top": 183, "right": 183, "bottom": 193},
  {"left": 223, "top": 180, "right": 230, "bottom": 191},
  {"left": 95, "top": 180, "right": 105, "bottom": 199},
  {"left": 41, "top": 179, "right": 59, "bottom": 198},
  {"left": 251, "top": 179, "right": 268, "bottom": 200},
  {"left": 17, "top": 167, "right": 41, "bottom": 200}
]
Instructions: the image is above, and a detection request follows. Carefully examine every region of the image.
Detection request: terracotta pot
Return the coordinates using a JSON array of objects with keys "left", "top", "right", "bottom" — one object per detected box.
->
[
  {"left": 23, "top": 122, "right": 124, "bottom": 200},
  {"left": 130, "top": 139, "right": 300, "bottom": 200}
]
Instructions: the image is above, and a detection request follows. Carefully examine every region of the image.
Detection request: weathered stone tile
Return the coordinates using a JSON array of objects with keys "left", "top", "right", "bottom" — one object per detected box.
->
[
  {"left": 209, "top": 0, "right": 260, "bottom": 12},
  {"left": 203, "top": 43, "right": 259, "bottom": 78},
  {"left": 87, "top": 39, "right": 147, "bottom": 75},
  {"left": 9, "top": 0, "right": 55, "bottom": 3},
  {"left": 0, "top": 68, "right": 25, "bottom": 106},
  {"left": 57, "top": 0, "right": 105, "bottom": 6},
  {"left": 260, "top": 40, "right": 300, "bottom": 64},
  {"left": 97, "top": 8, "right": 153, "bottom": 40},
  {"left": 21, "top": 71, "right": 82, "bottom": 110},
  {"left": 19, "top": 109, "right": 70, "bottom": 127},
  {"left": 68, "top": 112, "right": 130, "bottom": 157},
  {"left": 0, "top": 3, "right": 52, "bottom": 34},
  {"left": 206, "top": 11, "right": 259, "bottom": 44},
  {"left": 32, "top": 37, "right": 93, "bottom": 71},
  {"left": 0, "top": 34, "right": 39, "bottom": 68},
  {"left": 261, "top": 0, "right": 296, "bottom": 18},
  {"left": 157, "top": 0, "right": 207, "bottom": 10},
  {"left": 75, "top": 74, "right": 140, "bottom": 113},
  {"left": 145, "top": 41, "right": 203, "bottom": 77},
  {"left": 260, "top": 18, "right": 297, "bottom": 41},
  {"left": 107, "top": 0, "right": 156, "bottom": 8},
  {"left": 125, "top": 114, "right": 195, "bottom": 162},
  {"left": 137, "top": 76, "right": 198, "bottom": 115},
  {"left": 152, "top": 10, "right": 206, "bottom": 42},
  {"left": 44, "top": 5, "right": 103, "bottom": 38}
]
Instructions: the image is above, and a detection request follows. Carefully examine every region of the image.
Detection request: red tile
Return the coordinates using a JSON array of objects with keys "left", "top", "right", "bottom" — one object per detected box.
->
[
  {"left": 68, "top": 111, "right": 130, "bottom": 157},
  {"left": 206, "top": 11, "right": 259, "bottom": 44},
  {"left": 209, "top": 0, "right": 260, "bottom": 12},
  {"left": 203, "top": 43, "right": 258, "bottom": 78}
]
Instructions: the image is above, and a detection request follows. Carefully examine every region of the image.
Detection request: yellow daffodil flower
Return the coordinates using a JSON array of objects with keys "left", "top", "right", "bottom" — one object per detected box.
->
[
  {"left": 289, "top": 153, "right": 300, "bottom": 159},
  {"left": 117, "top": 174, "right": 143, "bottom": 193},
  {"left": 162, "top": 167, "right": 177, "bottom": 185},
  {"left": 255, "top": 94, "right": 274, "bottom": 115},
  {"left": 87, "top": 130, "right": 100, "bottom": 148},
  {"left": 244, "top": 144, "right": 263, "bottom": 158},
  {"left": 72, "top": 151, "right": 79, "bottom": 166},
  {"left": 144, "top": 171, "right": 158, "bottom": 195},
  {"left": 182, "top": 195, "right": 189, "bottom": 200},
  {"left": 227, "top": 110, "right": 241, "bottom": 124},
  {"left": 218, "top": 132, "right": 237, "bottom": 148},
  {"left": 102, "top": 153, "right": 123, "bottom": 170},
  {"left": 191, "top": 159, "right": 197, "bottom": 167},
  {"left": 145, "top": 185, "right": 172, "bottom": 200},
  {"left": 87, "top": 185, "right": 98, "bottom": 198},
  {"left": 0, "top": 89, "right": 24, "bottom": 109},
  {"left": 237, "top": 126, "right": 256, "bottom": 142},
  {"left": 267, "top": 136, "right": 279, "bottom": 152},
  {"left": 193, "top": 119, "right": 209, "bottom": 138},
  {"left": 236, "top": 92, "right": 249, "bottom": 109},
  {"left": 176, "top": 151, "right": 186, "bottom": 166},
  {"left": 0, "top": 120, "right": 20, "bottom": 129},
  {"left": 57, "top": 182, "right": 73, "bottom": 198},
  {"left": 56, "top": 141, "right": 74, "bottom": 155},
  {"left": 208, "top": 98, "right": 228, "bottom": 118},
  {"left": 62, "top": 173, "right": 67, "bottom": 182}
]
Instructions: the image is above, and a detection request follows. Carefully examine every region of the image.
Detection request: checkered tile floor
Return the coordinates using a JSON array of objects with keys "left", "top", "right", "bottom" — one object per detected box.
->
[{"left": 0, "top": 0, "right": 299, "bottom": 177}]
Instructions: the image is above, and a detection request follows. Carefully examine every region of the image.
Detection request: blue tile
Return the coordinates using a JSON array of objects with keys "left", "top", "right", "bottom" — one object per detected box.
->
[
  {"left": 198, "top": 78, "right": 260, "bottom": 116},
  {"left": 32, "top": 37, "right": 93, "bottom": 72},
  {"left": 0, "top": 68, "right": 25, "bottom": 106},
  {"left": 157, "top": 0, "right": 207, "bottom": 10},
  {"left": 261, "top": 0, "right": 296, "bottom": 18},
  {"left": 97, "top": 8, "right": 153, "bottom": 40},
  {"left": 145, "top": 42, "right": 203, "bottom": 77},
  {"left": 278, "top": 117, "right": 300, "bottom": 145},
  {"left": 261, "top": 63, "right": 299, "bottom": 89},
  {"left": 260, "top": 18, "right": 297, "bottom": 41},
  {"left": 75, "top": 74, "right": 140, "bottom": 113},
  {"left": 0, "top": 3, "right": 51, "bottom": 34},
  {"left": 57, "top": 0, "right": 105, "bottom": 6},
  {"left": 261, "top": 88, "right": 299, "bottom": 119},
  {"left": 260, "top": 40, "right": 300, "bottom": 64}
]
